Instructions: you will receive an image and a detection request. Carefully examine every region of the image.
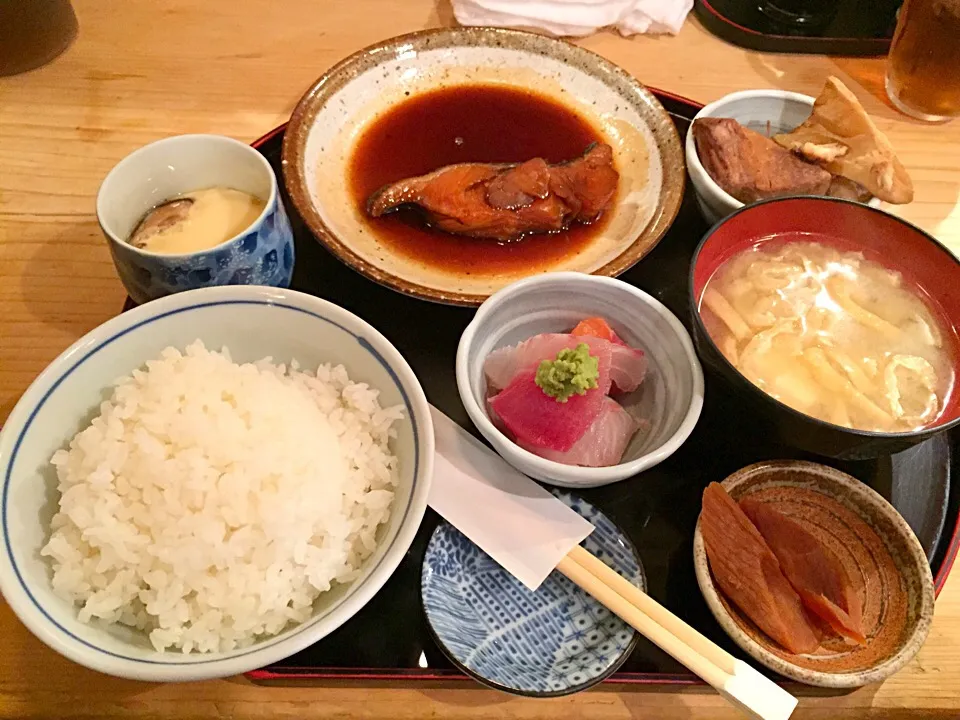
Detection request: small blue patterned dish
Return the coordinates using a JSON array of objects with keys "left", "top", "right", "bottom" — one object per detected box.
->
[
  {"left": 97, "top": 134, "right": 294, "bottom": 304},
  {"left": 421, "top": 492, "right": 644, "bottom": 697}
]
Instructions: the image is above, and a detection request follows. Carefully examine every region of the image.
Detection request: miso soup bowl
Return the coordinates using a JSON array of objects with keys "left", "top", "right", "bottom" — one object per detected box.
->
[
  {"left": 689, "top": 196, "right": 960, "bottom": 460},
  {"left": 97, "top": 134, "right": 295, "bottom": 305}
]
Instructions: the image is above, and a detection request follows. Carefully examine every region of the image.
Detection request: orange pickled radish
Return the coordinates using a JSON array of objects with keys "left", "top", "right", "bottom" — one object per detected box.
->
[
  {"left": 796, "top": 590, "right": 867, "bottom": 645},
  {"left": 701, "top": 483, "right": 822, "bottom": 654},
  {"left": 740, "top": 497, "right": 865, "bottom": 645}
]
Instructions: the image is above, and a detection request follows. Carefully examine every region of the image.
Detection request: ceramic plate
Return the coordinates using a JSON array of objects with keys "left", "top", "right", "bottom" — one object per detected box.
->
[
  {"left": 283, "top": 27, "right": 684, "bottom": 305},
  {"left": 693, "top": 460, "right": 936, "bottom": 688},
  {"left": 421, "top": 492, "right": 644, "bottom": 696}
]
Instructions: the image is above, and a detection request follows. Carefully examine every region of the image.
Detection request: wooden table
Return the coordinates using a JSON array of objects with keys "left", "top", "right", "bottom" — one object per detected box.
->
[{"left": 2, "top": 2, "right": 959, "bottom": 717}]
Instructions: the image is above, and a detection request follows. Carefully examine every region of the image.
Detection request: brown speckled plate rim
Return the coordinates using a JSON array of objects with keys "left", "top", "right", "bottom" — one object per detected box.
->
[
  {"left": 281, "top": 26, "right": 685, "bottom": 307},
  {"left": 692, "top": 460, "right": 936, "bottom": 689}
]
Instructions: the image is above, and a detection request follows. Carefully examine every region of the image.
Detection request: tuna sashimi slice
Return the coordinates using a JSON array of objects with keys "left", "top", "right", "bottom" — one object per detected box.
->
[
  {"left": 518, "top": 397, "right": 638, "bottom": 467},
  {"left": 740, "top": 498, "right": 865, "bottom": 645},
  {"left": 486, "top": 397, "right": 507, "bottom": 435},
  {"left": 488, "top": 354, "right": 611, "bottom": 452},
  {"left": 484, "top": 333, "right": 646, "bottom": 394},
  {"left": 701, "top": 483, "right": 821, "bottom": 655}
]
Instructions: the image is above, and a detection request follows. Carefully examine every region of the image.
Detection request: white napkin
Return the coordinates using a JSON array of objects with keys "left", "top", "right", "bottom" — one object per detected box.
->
[
  {"left": 428, "top": 407, "right": 594, "bottom": 591},
  {"left": 452, "top": 0, "right": 694, "bottom": 36}
]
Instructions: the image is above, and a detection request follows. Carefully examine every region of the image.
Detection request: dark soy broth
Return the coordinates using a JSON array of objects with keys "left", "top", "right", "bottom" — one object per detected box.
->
[{"left": 349, "top": 84, "right": 610, "bottom": 275}]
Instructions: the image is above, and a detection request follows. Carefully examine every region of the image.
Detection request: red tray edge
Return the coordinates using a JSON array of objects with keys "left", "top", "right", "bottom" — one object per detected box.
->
[
  {"left": 244, "top": 85, "right": 960, "bottom": 684},
  {"left": 245, "top": 667, "right": 700, "bottom": 683}
]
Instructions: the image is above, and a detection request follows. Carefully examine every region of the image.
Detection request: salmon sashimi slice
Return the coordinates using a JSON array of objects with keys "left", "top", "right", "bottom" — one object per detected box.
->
[
  {"left": 366, "top": 144, "right": 619, "bottom": 241},
  {"left": 571, "top": 317, "right": 627, "bottom": 346},
  {"left": 740, "top": 498, "right": 865, "bottom": 645},
  {"left": 569, "top": 318, "right": 636, "bottom": 391},
  {"left": 484, "top": 333, "right": 645, "bottom": 394},
  {"left": 701, "top": 483, "right": 822, "bottom": 654},
  {"left": 517, "top": 396, "right": 638, "bottom": 467},
  {"left": 488, "top": 339, "right": 612, "bottom": 452}
]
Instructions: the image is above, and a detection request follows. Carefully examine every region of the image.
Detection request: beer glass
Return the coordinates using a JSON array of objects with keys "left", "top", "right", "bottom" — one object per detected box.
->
[{"left": 885, "top": 0, "right": 960, "bottom": 122}]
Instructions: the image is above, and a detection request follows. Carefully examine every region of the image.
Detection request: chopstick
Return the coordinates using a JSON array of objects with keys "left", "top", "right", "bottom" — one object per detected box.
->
[
  {"left": 565, "top": 545, "right": 736, "bottom": 673},
  {"left": 556, "top": 550, "right": 729, "bottom": 687},
  {"left": 555, "top": 545, "right": 797, "bottom": 720}
]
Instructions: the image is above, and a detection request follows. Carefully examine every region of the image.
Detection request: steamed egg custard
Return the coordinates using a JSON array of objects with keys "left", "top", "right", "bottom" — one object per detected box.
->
[
  {"left": 129, "top": 187, "right": 265, "bottom": 255},
  {"left": 700, "top": 239, "right": 956, "bottom": 432}
]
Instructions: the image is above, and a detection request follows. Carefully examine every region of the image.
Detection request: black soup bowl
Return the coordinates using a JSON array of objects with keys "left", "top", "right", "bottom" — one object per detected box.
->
[{"left": 689, "top": 197, "right": 960, "bottom": 460}]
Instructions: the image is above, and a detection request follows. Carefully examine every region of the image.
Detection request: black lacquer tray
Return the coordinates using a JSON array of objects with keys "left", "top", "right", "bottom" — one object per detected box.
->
[
  {"left": 694, "top": 0, "right": 900, "bottom": 56},
  {"left": 237, "top": 89, "right": 959, "bottom": 685}
]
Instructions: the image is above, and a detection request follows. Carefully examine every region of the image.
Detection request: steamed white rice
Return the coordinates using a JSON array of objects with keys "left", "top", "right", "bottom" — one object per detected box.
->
[{"left": 41, "top": 340, "right": 404, "bottom": 653}]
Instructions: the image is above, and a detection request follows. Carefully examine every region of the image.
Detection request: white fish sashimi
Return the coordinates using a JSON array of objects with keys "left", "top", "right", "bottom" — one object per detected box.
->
[
  {"left": 484, "top": 334, "right": 583, "bottom": 390},
  {"left": 612, "top": 346, "right": 647, "bottom": 392},
  {"left": 483, "top": 333, "right": 646, "bottom": 393},
  {"left": 518, "top": 397, "right": 638, "bottom": 467}
]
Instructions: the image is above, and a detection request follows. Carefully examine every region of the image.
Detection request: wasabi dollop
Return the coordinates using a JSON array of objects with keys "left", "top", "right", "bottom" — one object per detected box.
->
[{"left": 535, "top": 343, "right": 599, "bottom": 403}]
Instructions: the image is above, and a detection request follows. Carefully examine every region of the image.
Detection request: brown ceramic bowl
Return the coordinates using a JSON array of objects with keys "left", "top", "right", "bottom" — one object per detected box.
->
[
  {"left": 282, "top": 27, "right": 684, "bottom": 306},
  {"left": 693, "top": 460, "right": 935, "bottom": 688}
]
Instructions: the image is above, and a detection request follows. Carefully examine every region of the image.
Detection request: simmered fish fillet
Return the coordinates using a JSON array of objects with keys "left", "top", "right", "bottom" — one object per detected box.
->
[
  {"left": 367, "top": 143, "right": 619, "bottom": 241},
  {"left": 701, "top": 483, "right": 822, "bottom": 654}
]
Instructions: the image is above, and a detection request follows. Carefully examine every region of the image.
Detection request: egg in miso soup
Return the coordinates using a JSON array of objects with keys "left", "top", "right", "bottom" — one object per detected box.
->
[{"left": 699, "top": 238, "right": 957, "bottom": 433}]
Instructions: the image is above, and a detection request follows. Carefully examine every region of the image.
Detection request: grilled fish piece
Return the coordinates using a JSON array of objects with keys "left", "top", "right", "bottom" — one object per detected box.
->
[{"left": 366, "top": 143, "right": 619, "bottom": 241}]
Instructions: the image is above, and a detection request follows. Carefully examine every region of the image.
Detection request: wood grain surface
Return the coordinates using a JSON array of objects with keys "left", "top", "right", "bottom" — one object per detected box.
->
[{"left": 1, "top": 1, "right": 959, "bottom": 718}]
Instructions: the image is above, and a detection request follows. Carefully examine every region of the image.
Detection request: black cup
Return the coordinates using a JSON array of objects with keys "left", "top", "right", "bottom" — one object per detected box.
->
[
  {"left": 757, "top": 0, "right": 838, "bottom": 27},
  {"left": 0, "top": 0, "right": 78, "bottom": 77}
]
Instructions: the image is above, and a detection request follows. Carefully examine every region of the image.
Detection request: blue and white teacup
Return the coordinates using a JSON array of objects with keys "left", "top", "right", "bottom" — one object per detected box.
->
[{"left": 96, "top": 134, "right": 294, "bottom": 304}]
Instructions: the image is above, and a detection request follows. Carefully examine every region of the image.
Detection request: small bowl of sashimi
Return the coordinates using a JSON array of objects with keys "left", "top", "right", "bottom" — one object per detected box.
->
[{"left": 457, "top": 272, "right": 705, "bottom": 488}]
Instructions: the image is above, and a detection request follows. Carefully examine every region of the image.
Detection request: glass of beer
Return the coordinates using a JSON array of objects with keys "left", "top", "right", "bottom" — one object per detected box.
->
[{"left": 885, "top": 0, "right": 960, "bottom": 122}]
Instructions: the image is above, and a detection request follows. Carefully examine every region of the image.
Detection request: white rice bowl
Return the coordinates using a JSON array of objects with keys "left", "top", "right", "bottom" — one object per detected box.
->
[{"left": 41, "top": 340, "right": 403, "bottom": 654}]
